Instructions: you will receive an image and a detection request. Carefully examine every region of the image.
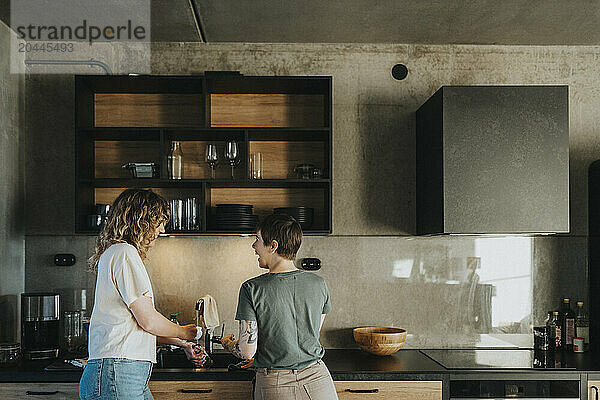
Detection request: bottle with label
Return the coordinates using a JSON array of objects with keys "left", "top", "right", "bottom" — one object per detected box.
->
[
  {"left": 575, "top": 301, "right": 590, "bottom": 345},
  {"left": 548, "top": 311, "right": 561, "bottom": 350},
  {"left": 168, "top": 141, "right": 184, "bottom": 179},
  {"left": 561, "top": 298, "right": 576, "bottom": 351}
]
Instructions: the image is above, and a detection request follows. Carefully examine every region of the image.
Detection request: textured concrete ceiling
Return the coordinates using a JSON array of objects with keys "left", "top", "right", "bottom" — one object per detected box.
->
[
  {"left": 2, "top": 0, "right": 600, "bottom": 45},
  {"left": 194, "top": 0, "right": 600, "bottom": 45}
]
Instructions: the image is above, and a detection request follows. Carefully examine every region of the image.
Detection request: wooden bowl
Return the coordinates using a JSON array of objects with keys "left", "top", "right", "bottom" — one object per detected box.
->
[{"left": 353, "top": 327, "right": 407, "bottom": 356}]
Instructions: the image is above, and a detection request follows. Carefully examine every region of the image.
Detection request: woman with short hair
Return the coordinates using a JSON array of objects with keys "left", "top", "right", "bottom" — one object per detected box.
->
[{"left": 222, "top": 213, "right": 338, "bottom": 400}]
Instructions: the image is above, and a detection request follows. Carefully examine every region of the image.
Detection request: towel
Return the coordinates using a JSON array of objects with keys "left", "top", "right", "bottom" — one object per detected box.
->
[{"left": 201, "top": 294, "right": 220, "bottom": 331}]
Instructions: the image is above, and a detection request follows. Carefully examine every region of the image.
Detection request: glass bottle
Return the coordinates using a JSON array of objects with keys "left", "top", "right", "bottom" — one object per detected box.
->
[
  {"left": 561, "top": 298, "right": 576, "bottom": 351},
  {"left": 544, "top": 311, "right": 555, "bottom": 351},
  {"left": 168, "top": 141, "right": 183, "bottom": 179},
  {"left": 576, "top": 301, "right": 590, "bottom": 345},
  {"left": 547, "top": 311, "right": 561, "bottom": 350}
]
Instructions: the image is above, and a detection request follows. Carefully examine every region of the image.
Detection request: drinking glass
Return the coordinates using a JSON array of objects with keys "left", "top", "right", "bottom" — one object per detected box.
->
[
  {"left": 205, "top": 144, "right": 218, "bottom": 179},
  {"left": 63, "top": 311, "right": 81, "bottom": 352},
  {"left": 225, "top": 141, "right": 239, "bottom": 179},
  {"left": 170, "top": 199, "right": 185, "bottom": 231},
  {"left": 250, "top": 152, "right": 262, "bottom": 179},
  {"left": 186, "top": 197, "right": 200, "bottom": 230}
]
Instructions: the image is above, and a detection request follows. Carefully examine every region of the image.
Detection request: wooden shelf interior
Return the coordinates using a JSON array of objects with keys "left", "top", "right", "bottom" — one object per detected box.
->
[
  {"left": 210, "top": 94, "right": 325, "bottom": 128},
  {"left": 248, "top": 141, "right": 326, "bottom": 179},
  {"left": 209, "top": 187, "right": 327, "bottom": 229},
  {"left": 95, "top": 141, "right": 160, "bottom": 178},
  {"left": 94, "top": 188, "right": 204, "bottom": 207},
  {"left": 94, "top": 93, "right": 203, "bottom": 127},
  {"left": 177, "top": 141, "right": 246, "bottom": 180}
]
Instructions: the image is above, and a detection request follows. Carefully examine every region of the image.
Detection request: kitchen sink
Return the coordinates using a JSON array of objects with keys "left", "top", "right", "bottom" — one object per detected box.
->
[{"left": 156, "top": 348, "right": 241, "bottom": 369}]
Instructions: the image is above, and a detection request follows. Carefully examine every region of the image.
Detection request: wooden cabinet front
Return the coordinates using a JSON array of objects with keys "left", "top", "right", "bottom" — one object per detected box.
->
[
  {"left": 0, "top": 383, "right": 79, "bottom": 399},
  {"left": 334, "top": 381, "right": 442, "bottom": 400},
  {"left": 149, "top": 380, "right": 252, "bottom": 399},
  {"left": 0, "top": 380, "right": 443, "bottom": 400}
]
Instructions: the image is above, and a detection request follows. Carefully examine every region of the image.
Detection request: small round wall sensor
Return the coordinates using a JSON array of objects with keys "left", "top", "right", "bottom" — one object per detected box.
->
[{"left": 391, "top": 64, "right": 408, "bottom": 80}]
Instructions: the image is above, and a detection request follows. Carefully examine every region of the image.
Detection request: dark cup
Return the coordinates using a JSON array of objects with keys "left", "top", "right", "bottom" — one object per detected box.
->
[
  {"left": 88, "top": 215, "right": 106, "bottom": 230},
  {"left": 95, "top": 204, "right": 110, "bottom": 215}
]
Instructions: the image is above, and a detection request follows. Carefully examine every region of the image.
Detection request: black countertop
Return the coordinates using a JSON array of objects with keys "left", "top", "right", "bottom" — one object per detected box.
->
[{"left": 1, "top": 349, "right": 599, "bottom": 383}]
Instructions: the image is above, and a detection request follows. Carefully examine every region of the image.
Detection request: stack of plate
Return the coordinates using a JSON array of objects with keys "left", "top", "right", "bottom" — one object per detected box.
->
[
  {"left": 213, "top": 204, "right": 258, "bottom": 231},
  {"left": 273, "top": 207, "right": 314, "bottom": 230}
]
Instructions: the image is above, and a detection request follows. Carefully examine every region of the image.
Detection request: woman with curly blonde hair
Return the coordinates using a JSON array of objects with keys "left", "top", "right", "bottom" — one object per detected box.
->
[{"left": 80, "top": 189, "right": 203, "bottom": 400}]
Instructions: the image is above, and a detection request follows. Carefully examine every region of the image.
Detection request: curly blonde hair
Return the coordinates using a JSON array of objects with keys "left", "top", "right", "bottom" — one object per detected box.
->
[{"left": 89, "top": 189, "right": 170, "bottom": 272}]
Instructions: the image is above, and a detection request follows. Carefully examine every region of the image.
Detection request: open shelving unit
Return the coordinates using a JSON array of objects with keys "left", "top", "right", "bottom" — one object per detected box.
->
[{"left": 75, "top": 73, "right": 332, "bottom": 235}]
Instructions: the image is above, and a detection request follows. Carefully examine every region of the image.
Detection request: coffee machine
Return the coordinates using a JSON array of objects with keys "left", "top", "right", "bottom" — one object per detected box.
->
[{"left": 21, "top": 293, "right": 60, "bottom": 360}]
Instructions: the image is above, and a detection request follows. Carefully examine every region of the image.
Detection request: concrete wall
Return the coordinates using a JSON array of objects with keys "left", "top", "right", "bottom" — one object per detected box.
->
[
  {"left": 23, "top": 43, "right": 600, "bottom": 348},
  {"left": 0, "top": 20, "right": 25, "bottom": 342}
]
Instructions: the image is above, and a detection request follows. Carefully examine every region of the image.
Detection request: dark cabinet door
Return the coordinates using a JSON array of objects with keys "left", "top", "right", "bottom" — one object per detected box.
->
[{"left": 417, "top": 85, "right": 569, "bottom": 235}]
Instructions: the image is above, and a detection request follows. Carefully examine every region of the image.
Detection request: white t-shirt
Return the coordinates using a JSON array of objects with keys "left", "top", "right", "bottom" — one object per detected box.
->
[{"left": 88, "top": 242, "right": 156, "bottom": 363}]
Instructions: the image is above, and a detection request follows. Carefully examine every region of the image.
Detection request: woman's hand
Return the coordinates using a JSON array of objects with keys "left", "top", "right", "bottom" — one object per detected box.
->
[
  {"left": 221, "top": 333, "right": 237, "bottom": 353},
  {"left": 181, "top": 341, "right": 208, "bottom": 367},
  {"left": 180, "top": 324, "right": 199, "bottom": 341}
]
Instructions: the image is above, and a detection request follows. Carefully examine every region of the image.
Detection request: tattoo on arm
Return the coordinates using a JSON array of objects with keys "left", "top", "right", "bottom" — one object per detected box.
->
[
  {"left": 227, "top": 320, "right": 258, "bottom": 359},
  {"left": 245, "top": 320, "right": 257, "bottom": 344}
]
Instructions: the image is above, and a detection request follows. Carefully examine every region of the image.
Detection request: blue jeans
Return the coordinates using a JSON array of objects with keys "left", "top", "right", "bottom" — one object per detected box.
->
[{"left": 79, "top": 358, "right": 153, "bottom": 400}]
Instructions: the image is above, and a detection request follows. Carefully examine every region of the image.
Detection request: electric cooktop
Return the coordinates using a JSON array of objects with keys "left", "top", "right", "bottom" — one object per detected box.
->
[{"left": 421, "top": 349, "right": 576, "bottom": 370}]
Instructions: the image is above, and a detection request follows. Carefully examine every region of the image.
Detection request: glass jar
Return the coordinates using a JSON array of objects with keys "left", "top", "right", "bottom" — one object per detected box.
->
[{"left": 0, "top": 343, "right": 22, "bottom": 367}]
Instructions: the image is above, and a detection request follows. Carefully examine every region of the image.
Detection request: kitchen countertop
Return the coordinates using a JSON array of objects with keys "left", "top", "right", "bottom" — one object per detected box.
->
[{"left": 1, "top": 349, "right": 598, "bottom": 383}]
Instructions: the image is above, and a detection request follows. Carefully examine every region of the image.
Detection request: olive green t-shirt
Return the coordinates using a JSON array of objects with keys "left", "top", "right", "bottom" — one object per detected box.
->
[{"left": 235, "top": 270, "right": 331, "bottom": 370}]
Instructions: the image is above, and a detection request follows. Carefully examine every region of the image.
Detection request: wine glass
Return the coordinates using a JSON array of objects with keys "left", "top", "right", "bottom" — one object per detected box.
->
[
  {"left": 225, "top": 141, "right": 239, "bottom": 179},
  {"left": 205, "top": 144, "right": 218, "bottom": 179}
]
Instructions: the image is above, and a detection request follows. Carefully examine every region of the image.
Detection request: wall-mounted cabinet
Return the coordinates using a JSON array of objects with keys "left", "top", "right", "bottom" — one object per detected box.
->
[
  {"left": 75, "top": 73, "right": 332, "bottom": 235},
  {"left": 416, "top": 85, "right": 569, "bottom": 235}
]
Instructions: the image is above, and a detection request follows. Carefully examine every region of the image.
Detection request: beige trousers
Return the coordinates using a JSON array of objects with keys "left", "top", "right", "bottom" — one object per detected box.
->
[{"left": 254, "top": 360, "right": 338, "bottom": 400}]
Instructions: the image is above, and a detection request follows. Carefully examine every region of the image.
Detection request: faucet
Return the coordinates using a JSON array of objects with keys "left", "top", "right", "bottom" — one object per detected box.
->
[{"left": 195, "top": 299, "right": 224, "bottom": 356}]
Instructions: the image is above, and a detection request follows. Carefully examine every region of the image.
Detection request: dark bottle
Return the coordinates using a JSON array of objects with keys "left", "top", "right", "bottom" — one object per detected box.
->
[
  {"left": 548, "top": 311, "right": 561, "bottom": 350},
  {"left": 545, "top": 311, "right": 555, "bottom": 350},
  {"left": 561, "top": 298, "right": 576, "bottom": 351}
]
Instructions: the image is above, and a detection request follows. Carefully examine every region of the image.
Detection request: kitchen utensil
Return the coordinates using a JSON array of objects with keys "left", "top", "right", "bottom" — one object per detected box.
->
[
  {"left": 225, "top": 141, "right": 239, "bottom": 179},
  {"left": 205, "top": 144, "right": 219, "bottom": 179},
  {"left": 352, "top": 326, "right": 406, "bottom": 356},
  {"left": 294, "top": 163, "right": 316, "bottom": 179},
  {"left": 94, "top": 204, "right": 110, "bottom": 215},
  {"left": 0, "top": 343, "right": 21, "bottom": 367},
  {"left": 21, "top": 293, "right": 61, "bottom": 360},
  {"left": 250, "top": 153, "right": 262, "bottom": 179},
  {"left": 122, "top": 163, "right": 159, "bottom": 178}
]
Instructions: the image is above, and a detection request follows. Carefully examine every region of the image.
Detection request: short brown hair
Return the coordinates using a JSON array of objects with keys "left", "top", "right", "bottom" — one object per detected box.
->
[{"left": 257, "top": 214, "right": 302, "bottom": 260}]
